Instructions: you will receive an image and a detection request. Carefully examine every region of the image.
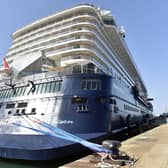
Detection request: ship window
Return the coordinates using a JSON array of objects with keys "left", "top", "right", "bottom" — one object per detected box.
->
[
  {"left": 16, "top": 87, "right": 22, "bottom": 97},
  {"left": 18, "top": 87, "right": 23, "bottom": 96},
  {"left": 96, "top": 97, "right": 106, "bottom": 104},
  {"left": 8, "top": 111, "right": 12, "bottom": 115},
  {"left": 1, "top": 90, "right": 4, "bottom": 98},
  {"left": 4, "top": 89, "right": 8, "bottom": 98},
  {"left": 39, "top": 83, "right": 44, "bottom": 94},
  {"left": 17, "top": 102, "right": 28, "bottom": 108},
  {"left": 81, "top": 79, "right": 101, "bottom": 90},
  {"left": 87, "top": 81, "right": 91, "bottom": 90},
  {"left": 54, "top": 82, "right": 59, "bottom": 92},
  {"left": 8, "top": 89, "right": 13, "bottom": 97},
  {"left": 10, "top": 89, "right": 15, "bottom": 97},
  {"left": 21, "top": 87, "right": 27, "bottom": 96},
  {"left": 35, "top": 84, "right": 40, "bottom": 94},
  {"left": 2, "top": 90, "right": 5, "bottom": 98},
  {"left": 42, "top": 83, "right": 47, "bottom": 93},
  {"left": 91, "top": 81, "right": 97, "bottom": 90},
  {"left": 19, "top": 87, "right": 24, "bottom": 96},
  {"left": 81, "top": 80, "right": 87, "bottom": 90},
  {"left": 124, "top": 104, "right": 139, "bottom": 112},
  {"left": 72, "top": 97, "right": 88, "bottom": 104},
  {"left": 16, "top": 109, "right": 20, "bottom": 114},
  {"left": 16, "top": 86, "right": 26, "bottom": 97},
  {"left": 0, "top": 90, "right": 4, "bottom": 98},
  {"left": 34, "top": 80, "right": 62, "bottom": 95},
  {"left": 50, "top": 81, "right": 56, "bottom": 92},
  {"left": 31, "top": 108, "right": 36, "bottom": 114},
  {"left": 1, "top": 90, "right": 5, "bottom": 98},
  {"left": 14, "top": 87, "right": 19, "bottom": 97},
  {"left": 103, "top": 19, "right": 115, "bottom": 25},
  {"left": 21, "top": 109, "right": 25, "bottom": 114},
  {"left": 46, "top": 82, "right": 51, "bottom": 93},
  {"left": 109, "top": 98, "right": 116, "bottom": 105},
  {"left": 73, "top": 45, "right": 80, "bottom": 49},
  {"left": 5, "top": 89, "right": 9, "bottom": 98},
  {"left": 54, "top": 80, "right": 62, "bottom": 92},
  {"left": 6, "top": 103, "right": 15, "bottom": 109},
  {"left": 3, "top": 90, "right": 8, "bottom": 98},
  {"left": 8, "top": 111, "right": 12, "bottom": 114},
  {"left": 73, "top": 65, "right": 81, "bottom": 73}
]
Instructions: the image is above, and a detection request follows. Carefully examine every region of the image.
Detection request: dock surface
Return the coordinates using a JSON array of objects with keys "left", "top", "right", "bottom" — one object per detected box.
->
[{"left": 60, "top": 124, "right": 168, "bottom": 168}]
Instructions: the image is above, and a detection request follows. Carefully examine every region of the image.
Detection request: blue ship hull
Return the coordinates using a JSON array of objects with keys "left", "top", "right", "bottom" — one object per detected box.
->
[{"left": 0, "top": 73, "right": 152, "bottom": 160}]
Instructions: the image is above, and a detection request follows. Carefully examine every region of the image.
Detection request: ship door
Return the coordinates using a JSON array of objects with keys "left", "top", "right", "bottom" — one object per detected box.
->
[
  {"left": 109, "top": 98, "right": 120, "bottom": 130},
  {"left": 109, "top": 98, "right": 117, "bottom": 131},
  {"left": 109, "top": 98, "right": 117, "bottom": 113}
]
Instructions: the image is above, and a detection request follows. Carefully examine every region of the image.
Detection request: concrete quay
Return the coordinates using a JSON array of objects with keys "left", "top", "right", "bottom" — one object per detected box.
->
[{"left": 60, "top": 124, "right": 168, "bottom": 168}]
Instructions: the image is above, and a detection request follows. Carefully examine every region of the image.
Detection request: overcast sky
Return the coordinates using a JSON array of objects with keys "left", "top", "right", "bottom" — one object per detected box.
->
[{"left": 0, "top": 0, "right": 167, "bottom": 114}]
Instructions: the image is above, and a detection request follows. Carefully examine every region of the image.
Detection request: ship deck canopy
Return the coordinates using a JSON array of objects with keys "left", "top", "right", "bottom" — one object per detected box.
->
[{"left": 11, "top": 51, "right": 42, "bottom": 76}]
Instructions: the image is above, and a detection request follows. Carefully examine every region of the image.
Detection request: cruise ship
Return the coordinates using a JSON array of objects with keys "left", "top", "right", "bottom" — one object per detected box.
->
[{"left": 0, "top": 4, "right": 153, "bottom": 160}]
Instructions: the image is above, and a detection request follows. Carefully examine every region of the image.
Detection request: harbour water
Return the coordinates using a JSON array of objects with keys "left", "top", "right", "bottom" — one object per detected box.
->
[
  {"left": 0, "top": 150, "right": 89, "bottom": 168},
  {"left": 0, "top": 159, "right": 63, "bottom": 168}
]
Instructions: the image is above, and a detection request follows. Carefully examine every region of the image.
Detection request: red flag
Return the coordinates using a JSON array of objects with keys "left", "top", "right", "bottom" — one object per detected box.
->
[{"left": 3, "top": 57, "right": 10, "bottom": 70}]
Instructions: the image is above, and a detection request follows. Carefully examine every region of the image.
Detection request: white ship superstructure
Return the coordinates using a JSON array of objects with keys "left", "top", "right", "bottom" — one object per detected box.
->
[{"left": 4, "top": 4, "right": 146, "bottom": 98}]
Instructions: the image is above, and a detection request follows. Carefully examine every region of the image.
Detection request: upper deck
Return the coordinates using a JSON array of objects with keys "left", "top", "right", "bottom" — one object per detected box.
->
[{"left": 4, "top": 4, "right": 147, "bottom": 98}]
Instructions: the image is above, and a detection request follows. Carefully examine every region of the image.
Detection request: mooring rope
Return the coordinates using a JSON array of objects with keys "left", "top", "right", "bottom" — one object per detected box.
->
[{"left": 12, "top": 116, "right": 111, "bottom": 154}]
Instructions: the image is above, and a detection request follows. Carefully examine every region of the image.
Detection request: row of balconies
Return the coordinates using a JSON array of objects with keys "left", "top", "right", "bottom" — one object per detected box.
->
[
  {"left": 7, "top": 15, "right": 135, "bottom": 87},
  {"left": 8, "top": 20, "right": 114, "bottom": 62},
  {"left": 8, "top": 27, "right": 134, "bottom": 86},
  {"left": 8, "top": 22, "right": 97, "bottom": 55},
  {"left": 11, "top": 14, "right": 98, "bottom": 49},
  {"left": 45, "top": 43, "right": 133, "bottom": 86},
  {"left": 8, "top": 15, "right": 111, "bottom": 56},
  {"left": 12, "top": 11, "right": 101, "bottom": 44}
]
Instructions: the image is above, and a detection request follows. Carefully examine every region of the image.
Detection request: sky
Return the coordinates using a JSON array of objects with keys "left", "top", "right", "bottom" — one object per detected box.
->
[{"left": 0, "top": 0, "right": 167, "bottom": 114}]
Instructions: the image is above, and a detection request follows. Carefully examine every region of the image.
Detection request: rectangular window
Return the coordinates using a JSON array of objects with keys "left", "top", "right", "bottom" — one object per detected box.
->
[
  {"left": 9, "top": 89, "right": 14, "bottom": 97},
  {"left": 54, "top": 81, "right": 62, "bottom": 92},
  {"left": 91, "top": 80, "right": 97, "bottom": 90},
  {"left": 38, "top": 83, "right": 44, "bottom": 94},
  {"left": 6, "top": 103, "right": 15, "bottom": 109},
  {"left": 72, "top": 97, "right": 88, "bottom": 104},
  {"left": 87, "top": 80, "right": 91, "bottom": 90},
  {"left": 21, "top": 87, "right": 26, "bottom": 96},
  {"left": 41, "top": 83, "right": 47, "bottom": 93},
  {"left": 3, "top": 90, "right": 8, "bottom": 98},
  {"left": 16, "top": 87, "right": 22, "bottom": 97},
  {"left": 81, "top": 80, "right": 87, "bottom": 90},
  {"left": 58, "top": 81, "right": 62, "bottom": 91},
  {"left": 81, "top": 79, "right": 101, "bottom": 91},
  {"left": 31, "top": 108, "right": 36, "bottom": 114},
  {"left": 34, "top": 80, "right": 62, "bottom": 95},
  {"left": 5, "top": 89, "right": 10, "bottom": 98},
  {"left": 50, "top": 81, "right": 56, "bottom": 93},
  {"left": 17, "top": 102, "right": 28, "bottom": 108},
  {"left": 34, "top": 84, "right": 40, "bottom": 94},
  {"left": 14, "top": 88, "right": 19, "bottom": 97},
  {"left": 45, "top": 82, "right": 51, "bottom": 93},
  {"left": 1, "top": 90, "right": 5, "bottom": 98},
  {"left": 17, "top": 86, "right": 26, "bottom": 97}
]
